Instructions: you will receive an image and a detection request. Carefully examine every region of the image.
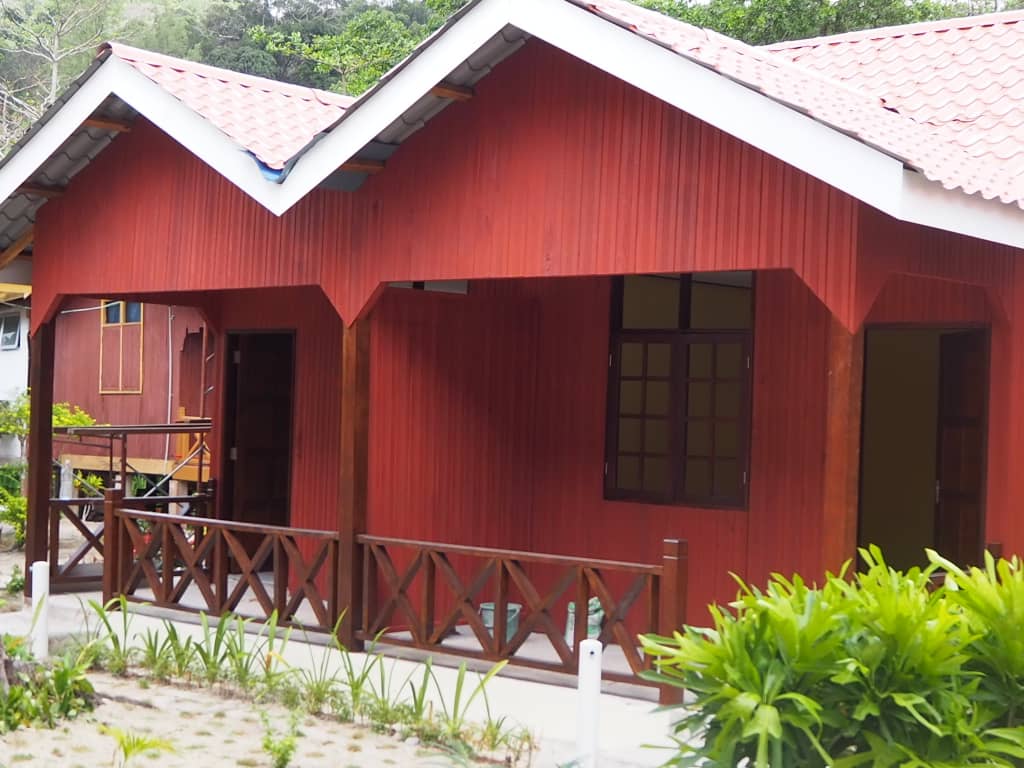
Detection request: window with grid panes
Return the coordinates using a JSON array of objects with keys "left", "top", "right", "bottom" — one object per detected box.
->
[{"left": 605, "top": 273, "right": 753, "bottom": 507}]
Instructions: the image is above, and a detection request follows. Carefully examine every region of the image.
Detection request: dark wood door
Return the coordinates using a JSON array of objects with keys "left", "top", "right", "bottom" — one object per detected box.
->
[
  {"left": 934, "top": 330, "right": 988, "bottom": 566},
  {"left": 223, "top": 332, "right": 294, "bottom": 531}
]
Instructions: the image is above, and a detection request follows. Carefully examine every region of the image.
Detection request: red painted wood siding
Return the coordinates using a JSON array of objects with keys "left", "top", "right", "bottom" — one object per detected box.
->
[
  {"left": 26, "top": 34, "right": 1024, "bottom": 616},
  {"left": 31, "top": 41, "right": 858, "bottom": 330},
  {"left": 366, "top": 270, "right": 829, "bottom": 623}
]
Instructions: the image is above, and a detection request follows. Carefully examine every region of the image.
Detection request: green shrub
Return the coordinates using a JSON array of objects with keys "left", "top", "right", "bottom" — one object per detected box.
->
[
  {"left": 641, "top": 546, "right": 1024, "bottom": 768},
  {"left": 0, "top": 488, "right": 26, "bottom": 548},
  {"left": 5, "top": 564, "right": 25, "bottom": 595},
  {"left": 0, "top": 462, "right": 23, "bottom": 496}
]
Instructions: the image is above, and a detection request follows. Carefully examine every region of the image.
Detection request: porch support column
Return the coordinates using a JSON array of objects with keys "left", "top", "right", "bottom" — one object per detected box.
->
[
  {"left": 24, "top": 319, "right": 55, "bottom": 596},
  {"left": 338, "top": 318, "right": 370, "bottom": 650},
  {"left": 821, "top": 317, "right": 864, "bottom": 574}
]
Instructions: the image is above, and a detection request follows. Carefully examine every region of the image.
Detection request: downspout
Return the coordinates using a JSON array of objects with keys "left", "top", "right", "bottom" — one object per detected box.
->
[{"left": 164, "top": 305, "right": 174, "bottom": 465}]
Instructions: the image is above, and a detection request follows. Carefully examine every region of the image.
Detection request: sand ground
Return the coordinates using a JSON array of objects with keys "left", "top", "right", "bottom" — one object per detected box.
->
[{"left": 0, "top": 672, "right": 485, "bottom": 768}]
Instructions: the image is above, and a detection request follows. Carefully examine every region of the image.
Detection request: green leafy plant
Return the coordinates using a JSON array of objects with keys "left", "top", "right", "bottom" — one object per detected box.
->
[
  {"left": 162, "top": 620, "right": 197, "bottom": 679},
  {"left": 260, "top": 709, "right": 300, "bottom": 768},
  {"left": 0, "top": 488, "right": 26, "bottom": 548},
  {"left": 5, "top": 564, "right": 25, "bottom": 595},
  {"left": 194, "top": 612, "right": 232, "bottom": 684},
  {"left": 100, "top": 724, "right": 175, "bottom": 767},
  {"left": 333, "top": 631, "right": 381, "bottom": 720},
  {"left": 87, "top": 596, "right": 136, "bottom": 675},
  {"left": 436, "top": 660, "right": 508, "bottom": 742},
  {"left": 225, "top": 614, "right": 263, "bottom": 692},
  {"left": 136, "top": 627, "right": 172, "bottom": 680},
  {"left": 641, "top": 546, "right": 1024, "bottom": 768}
]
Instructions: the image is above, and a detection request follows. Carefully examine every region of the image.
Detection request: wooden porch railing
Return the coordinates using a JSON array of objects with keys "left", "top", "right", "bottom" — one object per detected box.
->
[
  {"left": 357, "top": 535, "right": 687, "bottom": 689},
  {"left": 48, "top": 493, "right": 213, "bottom": 589},
  {"left": 106, "top": 497, "right": 340, "bottom": 630}
]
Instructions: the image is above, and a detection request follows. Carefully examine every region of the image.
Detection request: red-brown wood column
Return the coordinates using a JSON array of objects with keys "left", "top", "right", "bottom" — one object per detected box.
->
[
  {"left": 338, "top": 319, "right": 370, "bottom": 649},
  {"left": 24, "top": 319, "right": 55, "bottom": 595},
  {"left": 821, "top": 317, "right": 864, "bottom": 574}
]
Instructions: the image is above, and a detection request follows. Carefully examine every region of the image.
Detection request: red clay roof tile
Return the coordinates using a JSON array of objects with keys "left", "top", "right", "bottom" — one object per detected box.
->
[{"left": 104, "top": 43, "right": 353, "bottom": 170}]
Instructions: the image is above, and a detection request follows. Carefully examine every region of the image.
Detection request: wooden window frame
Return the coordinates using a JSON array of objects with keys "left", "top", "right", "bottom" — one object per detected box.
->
[
  {"left": 0, "top": 313, "right": 20, "bottom": 351},
  {"left": 99, "top": 300, "right": 144, "bottom": 395},
  {"left": 604, "top": 277, "right": 754, "bottom": 509}
]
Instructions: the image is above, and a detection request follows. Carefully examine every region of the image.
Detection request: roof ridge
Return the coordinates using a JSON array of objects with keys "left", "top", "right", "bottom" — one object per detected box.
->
[
  {"left": 764, "top": 7, "right": 1024, "bottom": 50},
  {"left": 99, "top": 42, "right": 355, "bottom": 108}
]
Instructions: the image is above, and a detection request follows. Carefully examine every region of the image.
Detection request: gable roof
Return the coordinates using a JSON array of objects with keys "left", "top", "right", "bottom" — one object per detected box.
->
[
  {"left": 107, "top": 44, "right": 353, "bottom": 171},
  {"left": 767, "top": 10, "right": 1024, "bottom": 204},
  {"left": 0, "top": 0, "right": 1023, "bottom": 258}
]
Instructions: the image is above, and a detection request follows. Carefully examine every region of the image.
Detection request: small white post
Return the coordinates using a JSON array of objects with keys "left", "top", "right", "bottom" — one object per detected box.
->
[
  {"left": 30, "top": 560, "right": 49, "bottom": 660},
  {"left": 576, "top": 638, "right": 602, "bottom": 768}
]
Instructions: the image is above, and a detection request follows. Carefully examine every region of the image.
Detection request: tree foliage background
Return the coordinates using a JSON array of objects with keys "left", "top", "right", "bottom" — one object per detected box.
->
[{"left": 0, "top": 0, "right": 1016, "bottom": 154}]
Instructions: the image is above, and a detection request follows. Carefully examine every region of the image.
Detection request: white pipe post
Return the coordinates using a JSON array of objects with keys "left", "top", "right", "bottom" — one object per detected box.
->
[
  {"left": 30, "top": 560, "right": 49, "bottom": 660},
  {"left": 577, "top": 638, "right": 602, "bottom": 768}
]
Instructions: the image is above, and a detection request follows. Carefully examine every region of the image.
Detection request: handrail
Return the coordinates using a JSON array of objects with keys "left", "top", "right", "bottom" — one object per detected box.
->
[
  {"left": 54, "top": 421, "right": 212, "bottom": 436},
  {"left": 357, "top": 534, "right": 663, "bottom": 574},
  {"left": 115, "top": 508, "right": 339, "bottom": 539}
]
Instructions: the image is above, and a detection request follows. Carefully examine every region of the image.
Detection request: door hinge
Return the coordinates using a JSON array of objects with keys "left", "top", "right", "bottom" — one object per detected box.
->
[
  {"left": 743, "top": 470, "right": 748, "bottom": 486},
  {"left": 935, "top": 480, "right": 941, "bottom": 504},
  {"left": 229, "top": 446, "right": 238, "bottom": 461},
  {"left": 233, "top": 350, "right": 241, "bottom": 364},
  {"left": 603, "top": 461, "right": 608, "bottom": 476},
  {"left": 608, "top": 353, "right": 612, "bottom": 368}
]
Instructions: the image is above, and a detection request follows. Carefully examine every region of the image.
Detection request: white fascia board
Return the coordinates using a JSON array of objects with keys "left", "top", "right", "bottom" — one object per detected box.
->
[
  {"left": 275, "top": 0, "right": 512, "bottom": 215},
  {"left": 0, "top": 56, "right": 283, "bottom": 212},
  {"left": 0, "top": 59, "right": 121, "bottom": 204},
  {"left": 104, "top": 58, "right": 281, "bottom": 210},
  {"left": 896, "top": 170, "right": 1024, "bottom": 250}
]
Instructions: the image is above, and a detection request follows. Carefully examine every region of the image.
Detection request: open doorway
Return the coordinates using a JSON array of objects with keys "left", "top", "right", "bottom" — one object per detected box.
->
[
  {"left": 220, "top": 332, "right": 295, "bottom": 530},
  {"left": 859, "top": 327, "right": 988, "bottom": 570}
]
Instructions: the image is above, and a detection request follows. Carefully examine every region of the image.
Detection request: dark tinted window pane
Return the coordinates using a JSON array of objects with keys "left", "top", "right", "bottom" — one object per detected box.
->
[
  {"left": 716, "top": 343, "right": 743, "bottom": 379},
  {"left": 621, "top": 343, "right": 643, "bottom": 377},
  {"left": 715, "top": 422, "right": 739, "bottom": 458},
  {"left": 647, "top": 343, "right": 671, "bottom": 377},
  {"left": 0, "top": 315, "right": 18, "bottom": 350},
  {"left": 686, "top": 421, "right": 712, "bottom": 457},
  {"left": 687, "top": 382, "right": 711, "bottom": 418},
  {"left": 622, "top": 275, "right": 680, "bottom": 329},
  {"left": 685, "top": 459, "right": 711, "bottom": 497},
  {"left": 716, "top": 381, "right": 742, "bottom": 418},
  {"left": 104, "top": 302, "right": 121, "bottom": 324},
  {"left": 124, "top": 302, "right": 142, "bottom": 324},
  {"left": 646, "top": 381, "right": 669, "bottom": 415},
  {"left": 644, "top": 457, "right": 670, "bottom": 494},
  {"left": 714, "top": 460, "right": 741, "bottom": 498},
  {"left": 617, "top": 456, "right": 641, "bottom": 490},
  {"left": 645, "top": 419, "right": 669, "bottom": 454},
  {"left": 688, "top": 344, "right": 713, "bottom": 378},
  {"left": 618, "top": 418, "right": 642, "bottom": 453},
  {"left": 689, "top": 273, "right": 753, "bottom": 330},
  {"left": 620, "top": 381, "right": 643, "bottom": 415}
]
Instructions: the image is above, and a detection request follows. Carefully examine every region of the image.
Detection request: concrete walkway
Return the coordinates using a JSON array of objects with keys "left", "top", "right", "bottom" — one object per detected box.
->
[{"left": 0, "top": 591, "right": 679, "bottom": 767}]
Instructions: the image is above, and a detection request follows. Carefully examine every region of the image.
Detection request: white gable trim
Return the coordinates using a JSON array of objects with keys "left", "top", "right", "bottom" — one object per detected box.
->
[
  {"left": 0, "top": 57, "right": 278, "bottom": 210},
  {"left": 1, "top": 0, "right": 1023, "bottom": 249}
]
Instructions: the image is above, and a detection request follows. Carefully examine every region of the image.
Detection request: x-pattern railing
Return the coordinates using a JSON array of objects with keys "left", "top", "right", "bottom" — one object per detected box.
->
[
  {"left": 110, "top": 508, "right": 340, "bottom": 630},
  {"left": 358, "top": 535, "right": 684, "bottom": 685},
  {"left": 48, "top": 499, "right": 105, "bottom": 585}
]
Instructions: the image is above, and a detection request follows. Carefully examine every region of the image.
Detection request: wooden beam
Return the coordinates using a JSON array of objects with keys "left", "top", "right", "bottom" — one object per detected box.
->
[
  {"left": 430, "top": 82, "right": 474, "bottom": 101},
  {"left": 338, "top": 318, "right": 371, "bottom": 649},
  {"left": 339, "top": 159, "right": 385, "bottom": 175},
  {"left": 24, "top": 319, "right": 55, "bottom": 597},
  {"left": 17, "top": 184, "right": 63, "bottom": 199},
  {"left": 83, "top": 116, "right": 131, "bottom": 133},
  {"left": 0, "top": 228, "right": 33, "bottom": 270},
  {"left": 821, "top": 317, "right": 864, "bottom": 574}
]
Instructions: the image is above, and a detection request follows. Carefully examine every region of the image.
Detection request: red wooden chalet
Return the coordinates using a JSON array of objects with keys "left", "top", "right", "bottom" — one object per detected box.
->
[{"left": 5, "top": 0, "right": 1024, "bottom": 693}]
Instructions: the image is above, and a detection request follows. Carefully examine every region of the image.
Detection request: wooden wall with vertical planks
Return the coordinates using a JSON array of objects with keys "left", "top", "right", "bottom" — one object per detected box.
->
[{"left": 24, "top": 35, "right": 1024, "bottom": 619}]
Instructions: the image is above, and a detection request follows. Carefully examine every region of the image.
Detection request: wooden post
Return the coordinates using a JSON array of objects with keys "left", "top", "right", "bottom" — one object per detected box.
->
[
  {"left": 821, "top": 318, "right": 864, "bottom": 574},
  {"left": 658, "top": 539, "right": 688, "bottom": 705},
  {"left": 101, "top": 488, "right": 125, "bottom": 604},
  {"left": 338, "top": 319, "right": 370, "bottom": 649},
  {"left": 24, "top": 320, "right": 55, "bottom": 596}
]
